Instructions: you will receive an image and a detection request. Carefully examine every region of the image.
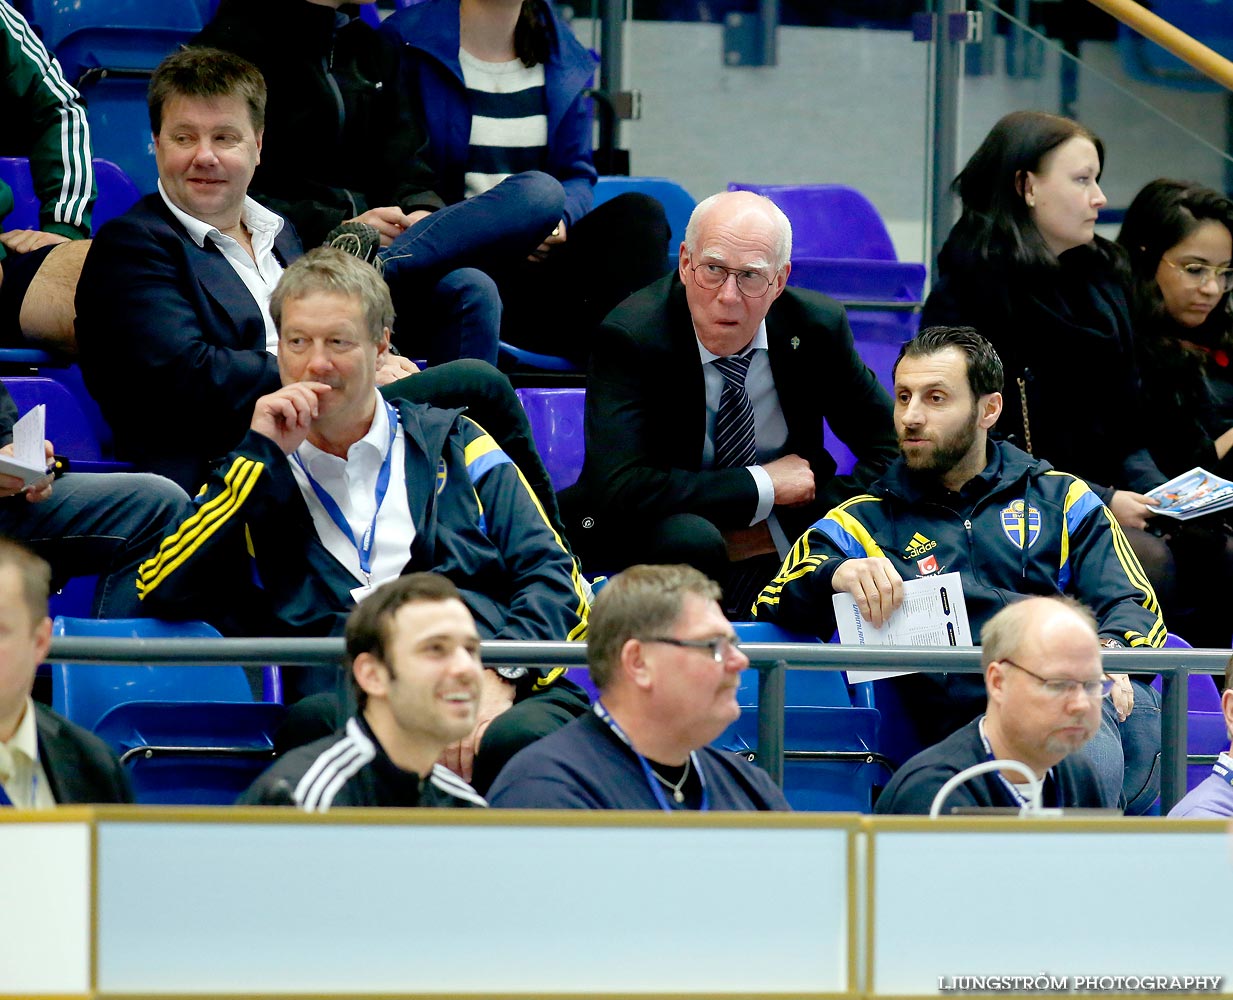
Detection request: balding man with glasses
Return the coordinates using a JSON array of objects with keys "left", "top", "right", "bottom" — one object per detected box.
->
[
  {"left": 875, "top": 597, "right": 1109, "bottom": 815},
  {"left": 561, "top": 190, "right": 897, "bottom": 617},
  {"left": 488, "top": 564, "right": 789, "bottom": 810}
]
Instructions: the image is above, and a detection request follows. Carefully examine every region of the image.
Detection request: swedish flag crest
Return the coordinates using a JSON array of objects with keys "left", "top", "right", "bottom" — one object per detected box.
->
[
  {"left": 1000, "top": 499, "right": 1040, "bottom": 548},
  {"left": 436, "top": 457, "right": 448, "bottom": 495}
]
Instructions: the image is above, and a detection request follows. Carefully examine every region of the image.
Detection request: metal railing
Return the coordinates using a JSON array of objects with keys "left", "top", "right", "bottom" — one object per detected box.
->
[{"left": 47, "top": 637, "right": 1226, "bottom": 813}]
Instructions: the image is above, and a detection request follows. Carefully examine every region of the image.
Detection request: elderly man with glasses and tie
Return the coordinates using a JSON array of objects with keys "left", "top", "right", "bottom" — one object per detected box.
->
[
  {"left": 561, "top": 190, "right": 898, "bottom": 618},
  {"left": 874, "top": 596, "right": 1109, "bottom": 815},
  {"left": 487, "top": 564, "right": 789, "bottom": 811}
]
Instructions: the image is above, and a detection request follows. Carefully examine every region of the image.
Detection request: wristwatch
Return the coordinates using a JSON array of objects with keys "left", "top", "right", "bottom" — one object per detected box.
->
[
  {"left": 1100, "top": 638, "right": 1125, "bottom": 649},
  {"left": 493, "top": 666, "right": 528, "bottom": 681}
]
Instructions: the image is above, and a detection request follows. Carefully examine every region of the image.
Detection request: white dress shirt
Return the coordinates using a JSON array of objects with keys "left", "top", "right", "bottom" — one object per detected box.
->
[
  {"left": 288, "top": 392, "right": 416, "bottom": 599},
  {"left": 0, "top": 698, "right": 55, "bottom": 809},
  {"left": 158, "top": 180, "right": 286, "bottom": 353}
]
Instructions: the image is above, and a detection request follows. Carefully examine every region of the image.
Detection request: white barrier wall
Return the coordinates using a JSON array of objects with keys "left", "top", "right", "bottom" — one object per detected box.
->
[{"left": 4, "top": 810, "right": 1230, "bottom": 999}]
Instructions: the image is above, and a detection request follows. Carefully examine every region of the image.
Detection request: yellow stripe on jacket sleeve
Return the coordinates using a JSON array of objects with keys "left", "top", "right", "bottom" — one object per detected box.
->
[
  {"left": 1055, "top": 477, "right": 1165, "bottom": 647},
  {"left": 137, "top": 457, "right": 265, "bottom": 599}
]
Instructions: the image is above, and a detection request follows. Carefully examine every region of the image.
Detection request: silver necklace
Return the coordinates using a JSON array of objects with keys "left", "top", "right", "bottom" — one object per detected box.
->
[{"left": 649, "top": 757, "right": 691, "bottom": 804}]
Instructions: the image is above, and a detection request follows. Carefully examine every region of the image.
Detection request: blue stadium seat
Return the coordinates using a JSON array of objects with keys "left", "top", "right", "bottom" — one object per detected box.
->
[
  {"left": 726, "top": 182, "right": 922, "bottom": 391},
  {"left": 23, "top": 0, "right": 204, "bottom": 192},
  {"left": 50, "top": 617, "right": 285, "bottom": 804},
  {"left": 0, "top": 156, "right": 39, "bottom": 232},
  {"left": 2, "top": 155, "right": 142, "bottom": 235},
  {"left": 497, "top": 341, "right": 583, "bottom": 374},
  {"left": 516, "top": 386, "right": 585, "bottom": 491},
  {"left": 1118, "top": 1, "right": 1233, "bottom": 93},
  {"left": 715, "top": 621, "right": 889, "bottom": 812},
  {"left": 91, "top": 159, "right": 141, "bottom": 230},
  {"left": 1159, "top": 632, "right": 1227, "bottom": 793},
  {"left": 594, "top": 175, "right": 696, "bottom": 268}
]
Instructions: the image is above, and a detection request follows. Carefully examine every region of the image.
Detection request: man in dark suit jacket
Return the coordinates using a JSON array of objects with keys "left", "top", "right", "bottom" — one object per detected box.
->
[
  {"left": 566, "top": 190, "right": 897, "bottom": 614},
  {"left": 0, "top": 538, "right": 132, "bottom": 808},
  {"left": 74, "top": 48, "right": 304, "bottom": 493},
  {"left": 74, "top": 47, "right": 565, "bottom": 535}
]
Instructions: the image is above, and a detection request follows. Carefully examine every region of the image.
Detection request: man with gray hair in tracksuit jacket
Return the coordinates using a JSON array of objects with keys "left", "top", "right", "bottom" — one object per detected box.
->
[{"left": 139, "top": 248, "right": 590, "bottom": 794}]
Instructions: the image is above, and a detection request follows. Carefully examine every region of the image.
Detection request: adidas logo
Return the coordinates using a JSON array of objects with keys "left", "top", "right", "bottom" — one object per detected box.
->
[{"left": 903, "top": 532, "right": 937, "bottom": 557}]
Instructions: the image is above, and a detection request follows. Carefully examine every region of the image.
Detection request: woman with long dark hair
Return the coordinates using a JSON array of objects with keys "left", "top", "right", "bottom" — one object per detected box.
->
[
  {"left": 1119, "top": 178, "right": 1233, "bottom": 465},
  {"left": 381, "top": 0, "right": 671, "bottom": 364},
  {"left": 1117, "top": 179, "right": 1233, "bottom": 650},
  {"left": 921, "top": 110, "right": 1166, "bottom": 814}
]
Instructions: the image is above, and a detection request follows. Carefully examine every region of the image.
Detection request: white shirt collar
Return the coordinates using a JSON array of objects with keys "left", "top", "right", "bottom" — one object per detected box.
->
[
  {"left": 5, "top": 697, "right": 39, "bottom": 767},
  {"left": 157, "top": 179, "right": 284, "bottom": 249},
  {"left": 694, "top": 320, "right": 768, "bottom": 365},
  {"left": 293, "top": 389, "right": 391, "bottom": 476}
]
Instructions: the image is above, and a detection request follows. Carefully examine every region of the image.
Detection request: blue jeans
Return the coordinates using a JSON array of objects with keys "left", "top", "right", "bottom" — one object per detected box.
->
[
  {"left": 1079, "top": 679, "right": 1162, "bottom": 814},
  {"left": 379, "top": 172, "right": 563, "bottom": 366},
  {"left": 0, "top": 472, "right": 191, "bottom": 616}
]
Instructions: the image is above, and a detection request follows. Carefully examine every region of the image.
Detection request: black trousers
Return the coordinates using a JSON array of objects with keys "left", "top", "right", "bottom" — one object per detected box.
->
[{"left": 496, "top": 192, "right": 672, "bottom": 365}]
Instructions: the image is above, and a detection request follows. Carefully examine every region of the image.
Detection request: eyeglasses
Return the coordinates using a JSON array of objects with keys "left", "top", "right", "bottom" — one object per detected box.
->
[
  {"left": 1000, "top": 659, "right": 1113, "bottom": 700},
  {"left": 1160, "top": 257, "right": 1233, "bottom": 292},
  {"left": 688, "top": 261, "right": 775, "bottom": 298},
  {"left": 642, "top": 635, "right": 743, "bottom": 663}
]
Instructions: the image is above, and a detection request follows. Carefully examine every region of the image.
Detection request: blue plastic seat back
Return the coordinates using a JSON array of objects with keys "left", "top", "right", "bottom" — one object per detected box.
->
[
  {"left": 93, "top": 701, "right": 286, "bottom": 804},
  {"left": 50, "top": 617, "right": 257, "bottom": 734},
  {"left": 1118, "top": 1, "right": 1233, "bottom": 94},
  {"left": 727, "top": 182, "right": 898, "bottom": 260},
  {"left": 731, "top": 621, "right": 850, "bottom": 708},
  {"left": 498, "top": 342, "right": 583, "bottom": 374},
  {"left": 76, "top": 79, "right": 161, "bottom": 193},
  {"left": 0, "top": 156, "right": 39, "bottom": 231},
  {"left": 516, "top": 387, "right": 586, "bottom": 491},
  {"left": 2, "top": 376, "right": 103, "bottom": 461},
  {"left": 91, "top": 159, "right": 141, "bottom": 230},
  {"left": 594, "top": 175, "right": 696, "bottom": 263},
  {"left": 719, "top": 621, "right": 884, "bottom": 811},
  {"left": 25, "top": 0, "right": 203, "bottom": 77},
  {"left": 1135, "top": 632, "right": 1223, "bottom": 794}
]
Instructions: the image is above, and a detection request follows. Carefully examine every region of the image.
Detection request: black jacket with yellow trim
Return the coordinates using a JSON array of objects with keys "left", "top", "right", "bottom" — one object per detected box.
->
[
  {"left": 137, "top": 400, "right": 588, "bottom": 643},
  {"left": 754, "top": 442, "right": 1165, "bottom": 738},
  {"left": 755, "top": 441, "right": 1166, "bottom": 647}
]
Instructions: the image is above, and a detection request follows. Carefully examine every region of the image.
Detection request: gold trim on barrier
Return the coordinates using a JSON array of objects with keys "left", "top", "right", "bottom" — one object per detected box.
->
[{"left": 1085, "top": 0, "right": 1233, "bottom": 90}]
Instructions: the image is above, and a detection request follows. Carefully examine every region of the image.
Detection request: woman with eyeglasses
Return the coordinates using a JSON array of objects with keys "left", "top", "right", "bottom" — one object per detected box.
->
[
  {"left": 1114, "top": 179, "right": 1233, "bottom": 654},
  {"left": 921, "top": 110, "right": 1167, "bottom": 815},
  {"left": 1118, "top": 179, "right": 1233, "bottom": 475}
]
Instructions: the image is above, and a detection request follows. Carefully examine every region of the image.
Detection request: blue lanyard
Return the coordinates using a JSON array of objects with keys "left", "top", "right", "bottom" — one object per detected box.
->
[
  {"left": 293, "top": 403, "right": 398, "bottom": 581},
  {"left": 1212, "top": 753, "right": 1233, "bottom": 788},
  {"left": 978, "top": 715, "right": 1050, "bottom": 808},
  {"left": 592, "top": 700, "right": 709, "bottom": 812}
]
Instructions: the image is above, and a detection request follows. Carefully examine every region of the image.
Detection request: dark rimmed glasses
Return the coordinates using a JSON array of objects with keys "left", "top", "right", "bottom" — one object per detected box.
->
[
  {"left": 642, "top": 635, "right": 743, "bottom": 663},
  {"left": 1000, "top": 658, "right": 1113, "bottom": 700}
]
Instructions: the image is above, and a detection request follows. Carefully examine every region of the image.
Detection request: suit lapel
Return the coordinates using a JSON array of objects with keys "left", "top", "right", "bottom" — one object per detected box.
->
[
  {"left": 665, "top": 280, "right": 710, "bottom": 466},
  {"left": 33, "top": 706, "right": 68, "bottom": 804}
]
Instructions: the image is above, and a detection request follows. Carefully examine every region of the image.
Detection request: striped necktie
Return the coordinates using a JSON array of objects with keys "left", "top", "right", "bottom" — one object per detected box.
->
[{"left": 712, "top": 353, "right": 756, "bottom": 469}]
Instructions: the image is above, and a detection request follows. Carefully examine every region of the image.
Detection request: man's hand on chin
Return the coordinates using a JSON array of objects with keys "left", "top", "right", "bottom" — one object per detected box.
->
[
  {"left": 250, "top": 382, "right": 331, "bottom": 454},
  {"left": 439, "top": 669, "right": 516, "bottom": 783}
]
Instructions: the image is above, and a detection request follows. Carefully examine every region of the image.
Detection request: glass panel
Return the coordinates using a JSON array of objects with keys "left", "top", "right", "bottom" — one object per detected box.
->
[
  {"left": 953, "top": 1, "right": 1233, "bottom": 246},
  {"left": 567, "top": 7, "right": 932, "bottom": 267}
]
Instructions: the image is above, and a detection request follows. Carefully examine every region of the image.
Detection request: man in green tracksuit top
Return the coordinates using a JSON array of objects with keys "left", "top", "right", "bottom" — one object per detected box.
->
[
  {"left": 0, "top": 1, "right": 95, "bottom": 348},
  {"left": 754, "top": 325, "right": 1166, "bottom": 813}
]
